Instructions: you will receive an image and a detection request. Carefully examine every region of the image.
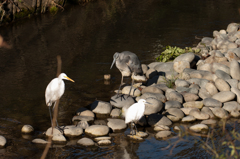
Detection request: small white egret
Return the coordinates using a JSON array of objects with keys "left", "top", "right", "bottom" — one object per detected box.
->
[
  {"left": 45, "top": 73, "right": 74, "bottom": 127},
  {"left": 125, "top": 99, "right": 150, "bottom": 136}
]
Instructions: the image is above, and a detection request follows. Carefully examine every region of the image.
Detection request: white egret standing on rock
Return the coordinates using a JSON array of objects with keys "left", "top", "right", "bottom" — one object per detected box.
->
[
  {"left": 110, "top": 51, "right": 143, "bottom": 97},
  {"left": 45, "top": 73, "right": 74, "bottom": 127},
  {"left": 125, "top": 99, "right": 150, "bottom": 136}
]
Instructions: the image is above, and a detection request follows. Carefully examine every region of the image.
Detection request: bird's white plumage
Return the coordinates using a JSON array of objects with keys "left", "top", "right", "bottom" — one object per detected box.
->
[{"left": 125, "top": 99, "right": 146, "bottom": 124}]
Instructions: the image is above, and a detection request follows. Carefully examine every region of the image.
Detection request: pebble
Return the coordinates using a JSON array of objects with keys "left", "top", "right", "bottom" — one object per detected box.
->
[
  {"left": 189, "top": 124, "right": 209, "bottom": 133},
  {"left": 155, "top": 131, "right": 172, "bottom": 139},
  {"left": 32, "top": 138, "right": 48, "bottom": 144},
  {"left": 183, "top": 101, "right": 204, "bottom": 109},
  {"left": 181, "top": 115, "right": 196, "bottom": 122},
  {"left": 107, "top": 119, "right": 127, "bottom": 132},
  {"left": 212, "top": 91, "right": 235, "bottom": 103},
  {"left": 21, "top": 125, "right": 34, "bottom": 134},
  {"left": 77, "top": 137, "right": 95, "bottom": 147},
  {"left": 90, "top": 100, "right": 112, "bottom": 115},
  {"left": 0, "top": 136, "right": 7, "bottom": 147}
]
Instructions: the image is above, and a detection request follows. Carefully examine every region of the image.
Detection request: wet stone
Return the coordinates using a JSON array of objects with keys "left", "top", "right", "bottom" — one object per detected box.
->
[
  {"left": 200, "top": 119, "right": 217, "bottom": 125},
  {"left": 107, "top": 119, "right": 127, "bottom": 132},
  {"left": 62, "top": 125, "right": 83, "bottom": 137},
  {"left": 210, "top": 107, "right": 229, "bottom": 119},
  {"left": 144, "top": 97, "right": 163, "bottom": 115},
  {"left": 85, "top": 125, "right": 109, "bottom": 137},
  {"left": 190, "top": 124, "right": 209, "bottom": 133},
  {"left": 155, "top": 131, "right": 172, "bottom": 139},
  {"left": 154, "top": 125, "right": 170, "bottom": 131},
  {"left": 98, "top": 140, "right": 111, "bottom": 146},
  {"left": 32, "top": 138, "right": 48, "bottom": 144},
  {"left": 165, "top": 100, "right": 182, "bottom": 110},
  {"left": 0, "top": 136, "right": 7, "bottom": 147},
  {"left": 21, "top": 125, "right": 34, "bottom": 134},
  {"left": 202, "top": 98, "right": 222, "bottom": 107},
  {"left": 166, "top": 108, "right": 184, "bottom": 122},
  {"left": 181, "top": 115, "right": 196, "bottom": 122},
  {"left": 110, "top": 94, "right": 135, "bottom": 109},
  {"left": 90, "top": 100, "right": 112, "bottom": 115},
  {"left": 212, "top": 91, "right": 235, "bottom": 103},
  {"left": 77, "top": 137, "right": 95, "bottom": 147}
]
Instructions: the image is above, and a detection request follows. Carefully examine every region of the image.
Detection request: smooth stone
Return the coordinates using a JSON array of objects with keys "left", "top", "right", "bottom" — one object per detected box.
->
[
  {"left": 90, "top": 100, "right": 112, "bottom": 115},
  {"left": 212, "top": 63, "right": 230, "bottom": 74},
  {"left": 173, "top": 61, "right": 190, "bottom": 73},
  {"left": 85, "top": 125, "right": 109, "bottom": 137},
  {"left": 154, "top": 125, "right": 170, "bottom": 131},
  {"left": 173, "top": 52, "right": 195, "bottom": 63},
  {"left": 148, "top": 62, "right": 162, "bottom": 69},
  {"left": 181, "top": 115, "right": 196, "bottom": 122},
  {"left": 147, "top": 114, "right": 172, "bottom": 126},
  {"left": 166, "top": 90, "right": 183, "bottom": 103},
  {"left": 21, "top": 125, "right": 34, "bottom": 134},
  {"left": 94, "top": 136, "right": 111, "bottom": 142},
  {"left": 52, "top": 134, "right": 67, "bottom": 142},
  {"left": 45, "top": 127, "right": 63, "bottom": 137},
  {"left": 110, "top": 94, "right": 135, "bottom": 109},
  {"left": 225, "top": 50, "right": 240, "bottom": 61},
  {"left": 138, "top": 92, "right": 166, "bottom": 103},
  {"left": 202, "top": 98, "right": 222, "bottom": 107},
  {"left": 201, "top": 71, "right": 214, "bottom": 81},
  {"left": 212, "top": 91, "right": 235, "bottom": 103},
  {"left": 199, "top": 88, "right": 212, "bottom": 99},
  {"left": 142, "top": 86, "right": 163, "bottom": 94},
  {"left": 189, "top": 70, "right": 203, "bottom": 79},
  {"left": 166, "top": 108, "right": 184, "bottom": 122},
  {"left": 0, "top": 136, "right": 7, "bottom": 147},
  {"left": 165, "top": 71, "right": 179, "bottom": 80},
  {"left": 190, "top": 124, "right": 209, "bottom": 132},
  {"left": 178, "top": 72, "right": 191, "bottom": 80},
  {"left": 107, "top": 119, "right": 127, "bottom": 131},
  {"left": 176, "top": 87, "right": 199, "bottom": 95},
  {"left": 110, "top": 108, "right": 121, "bottom": 118},
  {"left": 133, "top": 75, "right": 147, "bottom": 82},
  {"left": 226, "top": 79, "right": 239, "bottom": 88},
  {"left": 189, "top": 84, "right": 200, "bottom": 90},
  {"left": 146, "top": 68, "right": 158, "bottom": 79},
  {"left": 182, "top": 92, "right": 199, "bottom": 102},
  {"left": 63, "top": 125, "right": 83, "bottom": 137},
  {"left": 188, "top": 78, "right": 209, "bottom": 88},
  {"left": 215, "top": 70, "right": 231, "bottom": 81},
  {"left": 32, "top": 138, "right": 48, "bottom": 144},
  {"left": 183, "top": 101, "right": 203, "bottom": 109},
  {"left": 205, "top": 82, "right": 218, "bottom": 96},
  {"left": 153, "top": 84, "right": 169, "bottom": 92},
  {"left": 227, "top": 23, "right": 239, "bottom": 33},
  {"left": 77, "top": 138, "right": 95, "bottom": 147},
  {"left": 144, "top": 98, "right": 163, "bottom": 115},
  {"left": 155, "top": 131, "right": 172, "bottom": 139},
  {"left": 181, "top": 108, "right": 197, "bottom": 115},
  {"left": 201, "top": 119, "right": 217, "bottom": 125},
  {"left": 214, "top": 78, "right": 231, "bottom": 91},
  {"left": 210, "top": 107, "right": 229, "bottom": 119},
  {"left": 141, "top": 64, "right": 149, "bottom": 74},
  {"left": 231, "top": 87, "right": 240, "bottom": 103},
  {"left": 230, "top": 60, "right": 240, "bottom": 80},
  {"left": 76, "top": 108, "right": 95, "bottom": 118},
  {"left": 127, "top": 135, "right": 143, "bottom": 141},
  {"left": 154, "top": 62, "right": 174, "bottom": 72},
  {"left": 189, "top": 109, "right": 209, "bottom": 120},
  {"left": 136, "top": 131, "right": 149, "bottom": 138},
  {"left": 230, "top": 110, "right": 240, "bottom": 118},
  {"left": 122, "top": 86, "right": 141, "bottom": 97},
  {"left": 201, "top": 107, "right": 215, "bottom": 118},
  {"left": 97, "top": 140, "right": 111, "bottom": 146},
  {"left": 197, "top": 63, "right": 212, "bottom": 72},
  {"left": 72, "top": 115, "right": 94, "bottom": 122},
  {"left": 175, "top": 79, "right": 190, "bottom": 87},
  {"left": 165, "top": 100, "right": 182, "bottom": 110},
  {"left": 76, "top": 121, "right": 89, "bottom": 129},
  {"left": 222, "top": 101, "right": 240, "bottom": 112}
]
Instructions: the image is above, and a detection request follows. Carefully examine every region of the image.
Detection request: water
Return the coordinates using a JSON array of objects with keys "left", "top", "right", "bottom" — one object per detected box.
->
[{"left": 0, "top": 0, "right": 240, "bottom": 158}]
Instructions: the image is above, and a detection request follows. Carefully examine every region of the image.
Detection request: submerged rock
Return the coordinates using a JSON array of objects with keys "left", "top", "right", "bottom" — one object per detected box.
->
[
  {"left": 77, "top": 138, "right": 95, "bottom": 147},
  {"left": 85, "top": 125, "right": 109, "bottom": 137},
  {"left": 21, "top": 125, "right": 34, "bottom": 134}
]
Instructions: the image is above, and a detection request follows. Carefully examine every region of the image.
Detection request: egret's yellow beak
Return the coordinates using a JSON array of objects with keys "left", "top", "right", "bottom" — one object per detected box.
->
[{"left": 65, "top": 76, "right": 75, "bottom": 82}]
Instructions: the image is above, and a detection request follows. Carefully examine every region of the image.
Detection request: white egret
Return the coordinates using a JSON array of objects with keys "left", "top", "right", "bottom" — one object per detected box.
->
[
  {"left": 125, "top": 99, "right": 149, "bottom": 136},
  {"left": 110, "top": 51, "right": 143, "bottom": 97},
  {"left": 45, "top": 73, "right": 74, "bottom": 127}
]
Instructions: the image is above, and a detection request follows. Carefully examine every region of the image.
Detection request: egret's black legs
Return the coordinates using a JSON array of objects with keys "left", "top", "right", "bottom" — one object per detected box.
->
[{"left": 131, "top": 121, "right": 134, "bottom": 136}]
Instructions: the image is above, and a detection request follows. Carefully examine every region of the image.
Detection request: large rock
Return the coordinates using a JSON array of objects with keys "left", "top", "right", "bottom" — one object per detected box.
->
[
  {"left": 183, "top": 101, "right": 204, "bottom": 109},
  {"left": 202, "top": 98, "right": 222, "bottom": 107},
  {"left": 173, "top": 52, "right": 195, "bottom": 63},
  {"left": 77, "top": 138, "right": 95, "bottom": 147},
  {"left": 173, "top": 61, "right": 190, "bottom": 73},
  {"left": 190, "top": 124, "right": 209, "bottom": 132},
  {"left": 110, "top": 94, "right": 135, "bottom": 109},
  {"left": 142, "top": 86, "right": 163, "bottom": 94},
  {"left": 165, "top": 100, "right": 182, "bottom": 110},
  {"left": 122, "top": 86, "right": 141, "bottom": 97},
  {"left": 63, "top": 125, "right": 83, "bottom": 137},
  {"left": 166, "top": 108, "right": 184, "bottom": 122},
  {"left": 212, "top": 91, "right": 235, "bottom": 103},
  {"left": 144, "top": 98, "right": 163, "bottom": 115},
  {"left": 230, "top": 60, "right": 240, "bottom": 80},
  {"left": 90, "top": 100, "right": 112, "bottom": 115},
  {"left": 189, "top": 109, "right": 209, "bottom": 120},
  {"left": 107, "top": 119, "right": 127, "bottom": 132},
  {"left": 147, "top": 114, "right": 172, "bottom": 126},
  {"left": 85, "top": 125, "right": 109, "bottom": 137}
]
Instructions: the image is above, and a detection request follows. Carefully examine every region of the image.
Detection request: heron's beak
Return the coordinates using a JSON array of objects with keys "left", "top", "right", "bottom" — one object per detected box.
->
[
  {"left": 65, "top": 76, "right": 75, "bottom": 82},
  {"left": 110, "top": 58, "right": 116, "bottom": 69}
]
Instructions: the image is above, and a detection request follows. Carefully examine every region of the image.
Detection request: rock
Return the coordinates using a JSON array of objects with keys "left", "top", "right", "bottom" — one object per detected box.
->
[
  {"left": 137, "top": 116, "right": 148, "bottom": 126},
  {"left": 210, "top": 107, "right": 229, "bottom": 119},
  {"left": 176, "top": 87, "right": 199, "bottom": 95},
  {"left": 174, "top": 52, "right": 195, "bottom": 63},
  {"left": 94, "top": 120, "right": 107, "bottom": 125},
  {"left": 107, "top": 119, "right": 127, "bottom": 132},
  {"left": 85, "top": 125, "right": 109, "bottom": 137},
  {"left": 110, "top": 108, "right": 121, "bottom": 118},
  {"left": 133, "top": 75, "right": 147, "bottom": 82},
  {"left": 202, "top": 98, "right": 222, "bottom": 107},
  {"left": 226, "top": 79, "right": 238, "bottom": 88},
  {"left": 148, "top": 62, "right": 162, "bottom": 69},
  {"left": 188, "top": 78, "right": 209, "bottom": 88},
  {"left": 146, "top": 68, "right": 158, "bottom": 79},
  {"left": 175, "top": 79, "right": 190, "bottom": 87},
  {"left": 166, "top": 108, "right": 184, "bottom": 122},
  {"left": 231, "top": 87, "right": 240, "bottom": 103},
  {"left": 154, "top": 62, "right": 174, "bottom": 72},
  {"left": 198, "top": 63, "right": 212, "bottom": 72},
  {"left": 136, "top": 131, "right": 149, "bottom": 138},
  {"left": 181, "top": 115, "right": 196, "bottom": 122},
  {"left": 76, "top": 121, "right": 89, "bottom": 129},
  {"left": 142, "top": 86, "right": 163, "bottom": 94},
  {"left": 32, "top": 138, "right": 48, "bottom": 144},
  {"left": 63, "top": 125, "right": 83, "bottom": 137},
  {"left": 165, "top": 71, "right": 179, "bottom": 80},
  {"left": 212, "top": 91, "right": 235, "bottom": 103},
  {"left": 182, "top": 92, "right": 199, "bottom": 102},
  {"left": 205, "top": 82, "right": 218, "bottom": 96},
  {"left": 212, "top": 63, "right": 230, "bottom": 74},
  {"left": 0, "top": 136, "right": 7, "bottom": 147},
  {"left": 155, "top": 131, "right": 172, "bottom": 139},
  {"left": 226, "top": 23, "right": 239, "bottom": 33},
  {"left": 90, "top": 100, "right": 112, "bottom": 115},
  {"left": 127, "top": 135, "right": 144, "bottom": 140},
  {"left": 230, "top": 110, "right": 240, "bottom": 118},
  {"left": 189, "top": 109, "right": 209, "bottom": 120},
  {"left": 77, "top": 137, "right": 95, "bottom": 147},
  {"left": 21, "top": 125, "right": 34, "bottom": 134},
  {"left": 165, "top": 100, "right": 182, "bottom": 110},
  {"left": 201, "top": 119, "right": 217, "bottom": 125},
  {"left": 147, "top": 114, "right": 172, "bottom": 126},
  {"left": 143, "top": 98, "right": 163, "bottom": 115},
  {"left": 122, "top": 86, "right": 141, "bottom": 96},
  {"left": 154, "top": 125, "right": 170, "bottom": 131},
  {"left": 154, "top": 84, "right": 169, "bottom": 92},
  {"left": 166, "top": 90, "right": 183, "bottom": 103},
  {"left": 94, "top": 136, "right": 111, "bottom": 142},
  {"left": 201, "top": 107, "right": 215, "bottom": 118},
  {"left": 76, "top": 108, "right": 95, "bottom": 118},
  {"left": 72, "top": 115, "right": 94, "bottom": 122},
  {"left": 198, "top": 88, "right": 212, "bottom": 99},
  {"left": 138, "top": 92, "right": 166, "bottom": 103},
  {"left": 222, "top": 101, "right": 240, "bottom": 112},
  {"left": 190, "top": 124, "right": 209, "bottom": 132},
  {"left": 45, "top": 127, "right": 63, "bottom": 137},
  {"left": 189, "top": 70, "right": 203, "bottom": 79},
  {"left": 141, "top": 64, "right": 149, "bottom": 74},
  {"left": 173, "top": 61, "right": 190, "bottom": 73},
  {"left": 110, "top": 94, "right": 135, "bottom": 109},
  {"left": 183, "top": 101, "right": 204, "bottom": 109},
  {"left": 215, "top": 70, "right": 231, "bottom": 81},
  {"left": 52, "top": 134, "right": 67, "bottom": 142},
  {"left": 181, "top": 108, "right": 197, "bottom": 115},
  {"left": 97, "top": 140, "right": 111, "bottom": 146}
]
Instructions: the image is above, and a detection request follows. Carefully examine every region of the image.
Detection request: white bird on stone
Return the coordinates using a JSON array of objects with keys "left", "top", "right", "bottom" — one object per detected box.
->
[
  {"left": 45, "top": 73, "right": 74, "bottom": 127},
  {"left": 125, "top": 99, "right": 150, "bottom": 136}
]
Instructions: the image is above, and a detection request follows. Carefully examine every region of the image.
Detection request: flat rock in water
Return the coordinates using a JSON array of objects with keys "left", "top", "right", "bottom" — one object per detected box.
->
[
  {"left": 202, "top": 98, "right": 222, "bottom": 107},
  {"left": 98, "top": 139, "right": 111, "bottom": 146},
  {"left": 122, "top": 86, "right": 141, "bottom": 96},
  {"left": 144, "top": 97, "right": 163, "bottom": 115},
  {"left": 136, "top": 131, "right": 148, "bottom": 138},
  {"left": 110, "top": 94, "right": 135, "bottom": 109},
  {"left": 107, "top": 119, "right": 127, "bottom": 131},
  {"left": 147, "top": 114, "right": 172, "bottom": 126},
  {"left": 90, "top": 100, "right": 112, "bottom": 115},
  {"left": 201, "top": 119, "right": 217, "bottom": 125},
  {"left": 110, "top": 108, "right": 121, "bottom": 118},
  {"left": 21, "top": 125, "right": 34, "bottom": 134},
  {"left": 32, "top": 138, "right": 48, "bottom": 144},
  {"left": 0, "top": 135, "right": 7, "bottom": 147},
  {"left": 154, "top": 125, "right": 170, "bottom": 131},
  {"left": 212, "top": 91, "right": 235, "bottom": 103},
  {"left": 155, "top": 131, "right": 172, "bottom": 139},
  {"left": 45, "top": 127, "right": 63, "bottom": 137},
  {"left": 62, "top": 125, "right": 83, "bottom": 137},
  {"left": 183, "top": 101, "right": 204, "bottom": 109},
  {"left": 190, "top": 124, "right": 209, "bottom": 132},
  {"left": 85, "top": 125, "right": 109, "bottom": 137},
  {"left": 181, "top": 115, "right": 196, "bottom": 122},
  {"left": 165, "top": 100, "right": 182, "bottom": 110},
  {"left": 52, "top": 134, "right": 67, "bottom": 142},
  {"left": 94, "top": 136, "right": 111, "bottom": 142},
  {"left": 72, "top": 115, "right": 94, "bottom": 122},
  {"left": 189, "top": 109, "right": 209, "bottom": 120},
  {"left": 77, "top": 137, "right": 95, "bottom": 147},
  {"left": 181, "top": 108, "right": 198, "bottom": 115}
]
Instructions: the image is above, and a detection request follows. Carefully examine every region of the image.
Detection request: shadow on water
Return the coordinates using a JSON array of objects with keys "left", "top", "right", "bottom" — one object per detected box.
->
[{"left": 0, "top": 0, "right": 240, "bottom": 158}]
